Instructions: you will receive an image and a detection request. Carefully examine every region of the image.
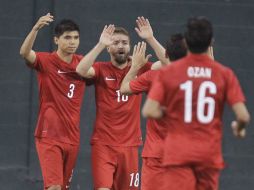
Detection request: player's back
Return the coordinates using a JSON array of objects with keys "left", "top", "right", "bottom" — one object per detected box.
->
[{"left": 160, "top": 53, "right": 243, "bottom": 168}]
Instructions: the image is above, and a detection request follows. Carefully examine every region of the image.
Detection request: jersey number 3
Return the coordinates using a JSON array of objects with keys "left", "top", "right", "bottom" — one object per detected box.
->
[
  {"left": 67, "top": 83, "right": 75, "bottom": 98},
  {"left": 180, "top": 80, "right": 217, "bottom": 124}
]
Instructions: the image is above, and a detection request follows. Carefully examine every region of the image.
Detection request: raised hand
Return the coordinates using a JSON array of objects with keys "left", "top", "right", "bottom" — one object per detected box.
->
[
  {"left": 99, "top": 24, "right": 115, "bottom": 47},
  {"left": 33, "top": 13, "right": 54, "bottom": 31},
  {"left": 131, "top": 41, "right": 152, "bottom": 70},
  {"left": 135, "top": 16, "right": 153, "bottom": 40},
  {"left": 231, "top": 120, "right": 246, "bottom": 138}
]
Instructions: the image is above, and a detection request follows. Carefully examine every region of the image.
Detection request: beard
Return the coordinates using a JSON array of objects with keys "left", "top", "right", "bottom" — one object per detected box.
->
[{"left": 113, "top": 52, "right": 130, "bottom": 65}]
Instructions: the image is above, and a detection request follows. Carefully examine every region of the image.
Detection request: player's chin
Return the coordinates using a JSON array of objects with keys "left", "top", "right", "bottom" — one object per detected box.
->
[
  {"left": 66, "top": 48, "right": 77, "bottom": 54},
  {"left": 115, "top": 55, "right": 128, "bottom": 64}
]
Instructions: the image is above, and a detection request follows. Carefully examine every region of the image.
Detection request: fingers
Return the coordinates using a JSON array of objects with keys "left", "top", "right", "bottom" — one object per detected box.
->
[
  {"left": 134, "top": 27, "right": 141, "bottom": 35},
  {"left": 133, "top": 42, "right": 146, "bottom": 56},
  {"left": 231, "top": 121, "right": 246, "bottom": 138},
  {"left": 136, "top": 16, "right": 149, "bottom": 28},
  {"left": 103, "top": 24, "right": 115, "bottom": 35},
  {"left": 37, "top": 13, "right": 54, "bottom": 28},
  {"left": 133, "top": 44, "right": 137, "bottom": 56},
  {"left": 42, "top": 13, "right": 54, "bottom": 22},
  {"left": 100, "top": 24, "right": 115, "bottom": 46}
]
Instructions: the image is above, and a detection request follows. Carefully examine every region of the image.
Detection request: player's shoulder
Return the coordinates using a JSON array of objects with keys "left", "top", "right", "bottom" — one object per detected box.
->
[
  {"left": 36, "top": 52, "right": 52, "bottom": 57},
  {"left": 73, "top": 53, "right": 83, "bottom": 61},
  {"left": 161, "top": 58, "right": 185, "bottom": 72},
  {"left": 211, "top": 60, "right": 234, "bottom": 75},
  {"left": 94, "top": 61, "right": 111, "bottom": 67},
  {"left": 139, "top": 69, "right": 158, "bottom": 79}
]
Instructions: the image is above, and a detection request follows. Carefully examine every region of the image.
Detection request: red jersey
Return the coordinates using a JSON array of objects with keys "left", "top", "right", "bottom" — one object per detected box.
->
[
  {"left": 149, "top": 53, "right": 245, "bottom": 168},
  {"left": 130, "top": 70, "right": 168, "bottom": 158},
  {"left": 29, "top": 52, "right": 86, "bottom": 145},
  {"left": 91, "top": 61, "right": 151, "bottom": 146}
]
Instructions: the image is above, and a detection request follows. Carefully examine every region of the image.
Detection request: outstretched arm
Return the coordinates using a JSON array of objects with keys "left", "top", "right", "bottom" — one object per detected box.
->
[
  {"left": 120, "top": 42, "right": 151, "bottom": 94},
  {"left": 20, "top": 13, "right": 54, "bottom": 64},
  {"left": 142, "top": 99, "right": 164, "bottom": 119},
  {"left": 135, "top": 16, "right": 169, "bottom": 67},
  {"left": 76, "top": 25, "right": 115, "bottom": 78},
  {"left": 231, "top": 102, "right": 250, "bottom": 138}
]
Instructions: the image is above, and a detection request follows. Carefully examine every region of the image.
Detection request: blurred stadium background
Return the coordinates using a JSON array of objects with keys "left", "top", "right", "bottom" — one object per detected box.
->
[{"left": 0, "top": 0, "right": 253, "bottom": 189}]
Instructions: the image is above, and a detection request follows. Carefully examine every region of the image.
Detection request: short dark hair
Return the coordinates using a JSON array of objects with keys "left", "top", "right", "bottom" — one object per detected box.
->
[
  {"left": 113, "top": 27, "right": 130, "bottom": 41},
  {"left": 54, "top": 19, "right": 80, "bottom": 37},
  {"left": 184, "top": 16, "right": 213, "bottom": 53},
  {"left": 166, "top": 33, "right": 187, "bottom": 61}
]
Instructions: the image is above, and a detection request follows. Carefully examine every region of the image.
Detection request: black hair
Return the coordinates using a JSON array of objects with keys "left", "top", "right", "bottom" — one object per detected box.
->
[
  {"left": 54, "top": 19, "right": 80, "bottom": 37},
  {"left": 184, "top": 16, "right": 213, "bottom": 53},
  {"left": 166, "top": 33, "right": 187, "bottom": 61}
]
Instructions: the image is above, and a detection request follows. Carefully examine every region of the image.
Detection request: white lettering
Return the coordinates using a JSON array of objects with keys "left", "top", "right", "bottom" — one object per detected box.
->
[{"left": 187, "top": 67, "right": 212, "bottom": 78}]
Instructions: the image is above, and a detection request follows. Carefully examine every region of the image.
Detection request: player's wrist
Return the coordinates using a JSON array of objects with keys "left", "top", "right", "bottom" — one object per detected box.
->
[
  {"left": 32, "top": 25, "right": 40, "bottom": 32},
  {"left": 97, "top": 41, "right": 107, "bottom": 49},
  {"left": 145, "top": 36, "right": 155, "bottom": 42}
]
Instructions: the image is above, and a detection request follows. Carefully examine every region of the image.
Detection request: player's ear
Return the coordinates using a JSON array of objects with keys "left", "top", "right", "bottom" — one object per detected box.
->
[
  {"left": 107, "top": 46, "right": 110, "bottom": 53},
  {"left": 54, "top": 36, "right": 58, "bottom": 45}
]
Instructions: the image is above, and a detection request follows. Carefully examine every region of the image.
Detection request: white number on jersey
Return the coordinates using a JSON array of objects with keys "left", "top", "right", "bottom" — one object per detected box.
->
[
  {"left": 129, "top": 172, "right": 139, "bottom": 187},
  {"left": 116, "top": 90, "right": 129, "bottom": 102},
  {"left": 180, "top": 80, "right": 217, "bottom": 124},
  {"left": 67, "top": 83, "right": 75, "bottom": 98}
]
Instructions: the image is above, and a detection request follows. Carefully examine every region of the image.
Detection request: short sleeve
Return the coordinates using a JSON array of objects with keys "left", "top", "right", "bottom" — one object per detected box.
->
[
  {"left": 130, "top": 72, "right": 150, "bottom": 94},
  {"left": 92, "top": 62, "right": 101, "bottom": 80},
  {"left": 129, "top": 70, "right": 157, "bottom": 94},
  {"left": 225, "top": 69, "right": 246, "bottom": 106},
  {"left": 148, "top": 70, "right": 165, "bottom": 103},
  {"left": 26, "top": 52, "right": 47, "bottom": 71},
  {"left": 138, "top": 62, "right": 152, "bottom": 75}
]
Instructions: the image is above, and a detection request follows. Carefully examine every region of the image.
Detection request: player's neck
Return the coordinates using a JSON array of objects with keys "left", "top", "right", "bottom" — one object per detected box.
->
[
  {"left": 187, "top": 50, "right": 208, "bottom": 56},
  {"left": 56, "top": 50, "right": 73, "bottom": 64},
  {"left": 111, "top": 59, "right": 128, "bottom": 69}
]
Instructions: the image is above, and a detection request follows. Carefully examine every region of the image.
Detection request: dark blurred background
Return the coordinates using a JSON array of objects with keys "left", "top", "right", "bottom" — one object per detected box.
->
[{"left": 0, "top": 0, "right": 253, "bottom": 189}]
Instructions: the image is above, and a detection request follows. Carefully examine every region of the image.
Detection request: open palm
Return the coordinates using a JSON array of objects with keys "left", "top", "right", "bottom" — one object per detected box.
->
[
  {"left": 135, "top": 17, "right": 153, "bottom": 40},
  {"left": 99, "top": 24, "right": 115, "bottom": 46}
]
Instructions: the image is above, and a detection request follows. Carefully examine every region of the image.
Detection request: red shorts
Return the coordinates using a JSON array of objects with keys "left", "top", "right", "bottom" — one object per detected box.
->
[
  {"left": 35, "top": 138, "right": 79, "bottom": 190},
  {"left": 142, "top": 157, "right": 221, "bottom": 190},
  {"left": 193, "top": 166, "right": 221, "bottom": 190},
  {"left": 91, "top": 144, "right": 139, "bottom": 190},
  {"left": 141, "top": 157, "right": 196, "bottom": 190}
]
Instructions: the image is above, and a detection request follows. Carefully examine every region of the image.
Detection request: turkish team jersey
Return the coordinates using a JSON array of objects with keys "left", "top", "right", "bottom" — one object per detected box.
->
[
  {"left": 91, "top": 61, "right": 151, "bottom": 146},
  {"left": 29, "top": 52, "right": 86, "bottom": 145},
  {"left": 149, "top": 53, "right": 245, "bottom": 168},
  {"left": 129, "top": 70, "right": 168, "bottom": 158}
]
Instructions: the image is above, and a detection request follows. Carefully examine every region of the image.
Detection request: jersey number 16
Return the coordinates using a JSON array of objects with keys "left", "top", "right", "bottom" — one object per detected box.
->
[{"left": 180, "top": 80, "right": 217, "bottom": 124}]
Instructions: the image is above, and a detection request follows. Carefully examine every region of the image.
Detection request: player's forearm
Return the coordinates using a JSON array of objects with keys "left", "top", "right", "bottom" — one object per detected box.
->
[
  {"left": 120, "top": 67, "right": 139, "bottom": 94},
  {"left": 76, "top": 42, "right": 105, "bottom": 77},
  {"left": 146, "top": 36, "right": 169, "bottom": 65},
  {"left": 19, "top": 28, "right": 38, "bottom": 59},
  {"left": 142, "top": 99, "right": 163, "bottom": 119},
  {"left": 143, "top": 105, "right": 163, "bottom": 119},
  {"left": 232, "top": 102, "right": 250, "bottom": 126}
]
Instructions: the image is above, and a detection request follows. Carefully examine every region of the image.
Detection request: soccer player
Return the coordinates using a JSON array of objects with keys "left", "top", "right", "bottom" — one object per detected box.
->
[
  {"left": 76, "top": 25, "right": 153, "bottom": 190},
  {"left": 120, "top": 34, "right": 187, "bottom": 190},
  {"left": 142, "top": 16, "right": 250, "bottom": 190},
  {"left": 20, "top": 13, "right": 87, "bottom": 190}
]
